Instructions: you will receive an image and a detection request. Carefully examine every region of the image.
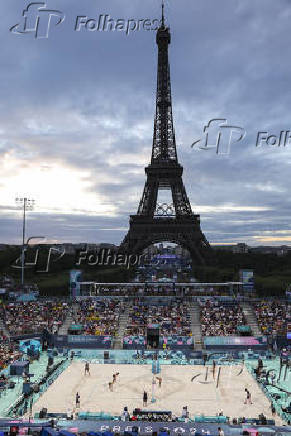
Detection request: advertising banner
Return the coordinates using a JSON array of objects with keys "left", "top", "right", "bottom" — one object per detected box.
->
[{"left": 70, "top": 270, "right": 82, "bottom": 298}]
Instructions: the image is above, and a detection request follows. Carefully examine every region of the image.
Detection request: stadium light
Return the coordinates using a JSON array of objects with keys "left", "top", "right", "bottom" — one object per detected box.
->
[{"left": 15, "top": 196, "right": 36, "bottom": 288}]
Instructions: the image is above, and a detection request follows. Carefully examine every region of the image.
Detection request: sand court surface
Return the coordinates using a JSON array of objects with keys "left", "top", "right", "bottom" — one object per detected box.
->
[{"left": 30, "top": 362, "right": 283, "bottom": 424}]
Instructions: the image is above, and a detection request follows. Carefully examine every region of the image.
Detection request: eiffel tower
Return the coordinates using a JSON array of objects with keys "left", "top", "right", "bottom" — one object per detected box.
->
[{"left": 121, "top": 4, "right": 211, "bottom": 264}]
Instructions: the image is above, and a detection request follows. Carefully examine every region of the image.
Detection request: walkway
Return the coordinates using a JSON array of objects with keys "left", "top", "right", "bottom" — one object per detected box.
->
[
  {"left": 190, "top": 303, "right": 203, "bottom": 350},
  {"left": 113, "top": 305, "right": 130, "bottom": 349},
  {"left": 242, "top": 302, "right": 261, "bottom": 336}
]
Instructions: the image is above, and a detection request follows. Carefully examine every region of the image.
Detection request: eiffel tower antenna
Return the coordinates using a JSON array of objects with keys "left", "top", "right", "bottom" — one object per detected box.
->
[{"left": 161, "top": 0, "right": 165, "bottom": 27}]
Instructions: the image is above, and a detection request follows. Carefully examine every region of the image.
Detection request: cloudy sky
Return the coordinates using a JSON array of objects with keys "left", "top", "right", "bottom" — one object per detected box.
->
[{"left": 1, "top": 0, "right": 291, "bottom": 246}]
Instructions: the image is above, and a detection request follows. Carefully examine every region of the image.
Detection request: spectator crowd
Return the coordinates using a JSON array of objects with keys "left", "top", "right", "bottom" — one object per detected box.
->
[
  {"left": 254, "top": 301, "right": 290, "bottom": 336},
  {"left": 200, "top": 299, "right": 246, "bottom": 336},
  {"left": 126, "top": 301, "right": 192, "bottom": 336},
  {"left": 72, "top": 299, "right": 122, "bottom": 336},
  {"left": 0, "top": 339, "right": 22, "bottom": 371},
  {"left": 1, "top": 301, "right": 69, "bottom": 335}
]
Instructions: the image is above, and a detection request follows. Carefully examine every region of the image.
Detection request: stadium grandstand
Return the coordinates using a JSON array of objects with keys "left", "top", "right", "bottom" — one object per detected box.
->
[{"left": 0, "top": 279, "right": 290, "bottom": 436}]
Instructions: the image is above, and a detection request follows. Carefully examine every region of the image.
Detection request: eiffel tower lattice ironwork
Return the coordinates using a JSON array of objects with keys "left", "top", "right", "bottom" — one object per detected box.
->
[{"left": 121, "top": 7, "right": 211, "bottom": 264}]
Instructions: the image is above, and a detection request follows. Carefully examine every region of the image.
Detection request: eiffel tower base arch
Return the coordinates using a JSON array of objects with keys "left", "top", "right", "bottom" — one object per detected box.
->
[{"left": 121, "top": 216, "right": 211, "bottom": 266}]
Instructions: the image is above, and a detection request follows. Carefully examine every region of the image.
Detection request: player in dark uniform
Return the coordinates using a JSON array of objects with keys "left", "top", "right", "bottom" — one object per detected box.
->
[
  {"left": 84, "top": 361, "right": 90, "bottom": 375},
  {"left": 75, "top": 392, "right": 80, "bottom": 408},
  {"left": 143, "top": 391, "right": 148, "bottom": 407}
]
